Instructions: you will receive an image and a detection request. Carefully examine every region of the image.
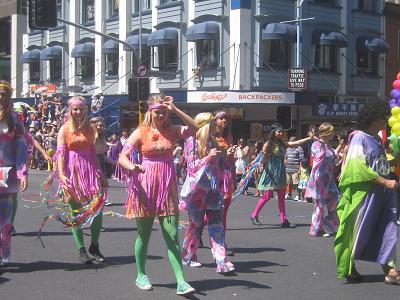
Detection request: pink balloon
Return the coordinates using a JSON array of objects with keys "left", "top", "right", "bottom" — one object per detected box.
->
[{"left": 393, "top": 80, "right": 400, "bottom": 90}]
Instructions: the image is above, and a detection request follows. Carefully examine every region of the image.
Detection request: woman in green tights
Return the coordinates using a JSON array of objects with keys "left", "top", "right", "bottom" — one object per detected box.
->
[
  {"left": 57, "top": 96, "right": 106, "bottom": 264},
  {"left": 118, "top": 94, "right": 198, "bottom": 295}
]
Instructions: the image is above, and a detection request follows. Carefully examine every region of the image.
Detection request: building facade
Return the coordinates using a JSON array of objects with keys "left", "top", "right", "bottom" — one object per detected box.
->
[
  {"left": 15, "top": 0, "right": 387, "bottom": 139},
  {"left": 385, "top": 0, "right": 400, "bottom": 97}
]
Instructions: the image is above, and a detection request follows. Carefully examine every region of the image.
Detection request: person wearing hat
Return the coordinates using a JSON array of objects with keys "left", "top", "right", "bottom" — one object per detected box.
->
[
  {"left": 305, "top": 123, "right": 344, "bottom": 237},
  {"left": 180, "top": 112, "right": 235, "bottom": 274},
  {"left": 250, "top": 123, "right": 314, "bottom": 227},
  {"left": 0, "top": 80, "right": 28, "bottom": 266}
]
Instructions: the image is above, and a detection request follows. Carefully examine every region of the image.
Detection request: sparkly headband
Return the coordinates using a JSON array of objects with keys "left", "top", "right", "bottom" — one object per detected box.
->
[
  {"left": 149, "top": 103, "right": 168, "bottom": 110},
  {"left": 197, "top": 115, "right": 213, "bottom": 128},
  {"left": 319, "top": 127, "right": 334, "bottom": 137},
  {"left": 0, "top": 83, "right": 12, "bottom": 92},
  {"left": 214, "top": 111, "right": 227, "bottom": 120}
]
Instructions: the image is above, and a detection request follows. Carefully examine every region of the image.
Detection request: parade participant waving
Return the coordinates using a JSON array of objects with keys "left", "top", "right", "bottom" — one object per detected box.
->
[
  {"left": 56, "top": 96, "right": 106, "bottom": 264},
  {"left": 118, "top": 94, "right": 197, "bottom": 295},
  {"left": 0, "top": 80, "right": 28, "bottom": 267},
  {"left": 335, "top": 103, "right": 400, "bottom": 284},
  {"left": 250, "top": 124, "right": 314, "bottom": 227},
  {"left": 180, "top": 112, "right": 235, "bottom": 274}
]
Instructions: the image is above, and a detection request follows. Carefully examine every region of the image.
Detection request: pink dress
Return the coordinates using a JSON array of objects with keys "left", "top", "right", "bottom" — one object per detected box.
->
[{"left": 124, "top": 125, "right": 188, "bottom": 218}]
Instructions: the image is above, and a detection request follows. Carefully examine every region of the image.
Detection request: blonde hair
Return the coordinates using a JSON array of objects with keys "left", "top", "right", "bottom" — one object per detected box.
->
[
  {"left": 194, "top": 112, "right": 214, "bottom": 158},
  {"left": 67, "top": 96, "right": 89, "bottom": 133},
  {"left": 318, "top": 122, "right": 334, "bottom": 138},
  {"left": 142, "top": 93, "right": 170, "bottom": 128},
  {"left": 90, "top": 117, "right": 107, "bottom": 152}
]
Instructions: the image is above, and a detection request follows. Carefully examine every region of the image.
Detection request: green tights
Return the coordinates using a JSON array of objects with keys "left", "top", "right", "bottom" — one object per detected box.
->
[
  {"left": 69, "top": 200, "right": 103, "bottom": 250},
  {"left": 135, "top": 215, "right": 185, "bottom": 284}
]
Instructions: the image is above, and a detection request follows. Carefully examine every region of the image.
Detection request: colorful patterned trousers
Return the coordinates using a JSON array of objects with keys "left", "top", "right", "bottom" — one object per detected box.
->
[{"left": 309, "top": 192, "right": 339, "bottom": 236}]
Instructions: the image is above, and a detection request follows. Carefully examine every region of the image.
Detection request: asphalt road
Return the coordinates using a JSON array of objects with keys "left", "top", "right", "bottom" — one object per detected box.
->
[{"left": 1, "top": 170, "right": 400, "bottom": 300}]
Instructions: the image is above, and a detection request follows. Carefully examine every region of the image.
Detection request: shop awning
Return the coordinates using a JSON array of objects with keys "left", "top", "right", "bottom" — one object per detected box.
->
[
  {"left": 312, "top": 30, "right": 348, "bottom": 48},
  {"left": 20, "top": 49, "right": 41, "bottom": 63},
  {"left": 262, "top": 23, "right": 296, "bottom": 42},
  {"left": 124, "top": 34, "right": 149, "bottom": 51},
  {"left": 71, "top": 42, "right": 95, "bottom": 58},
  {"left": 185, "top": 21, "right": 219, "bottom": 41},
  {"left": 147, "top": 28, "right": 178, "bottom": 46},
  {"left": 40, "top": 46, "right": 62, "bottom": 60},
  {"left": 357, "top": 36, "right": 388, "bottom": 53},
  {"left": 102, "top": 39, "right": 119, "bottom": 54}
]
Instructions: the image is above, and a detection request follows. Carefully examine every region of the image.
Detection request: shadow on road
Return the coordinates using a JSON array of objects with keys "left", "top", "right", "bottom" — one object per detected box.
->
[
  {"left": 1, "top": 255, "right": 163, "bottom": 273},
  {"left": 201, "top": 260, "right": 287, "bottom": 274},
  {"left": 228, "top": 223, "right": 310, "bottom": 231},
  {"left": 230, "top": 247, "right": 286, "bottom": 254},
  {"left": 0, "top": 276, "right": 11, "bottom": 285},
  {"left": 154, "top": 278, "right": 271, "bottom": 296}
]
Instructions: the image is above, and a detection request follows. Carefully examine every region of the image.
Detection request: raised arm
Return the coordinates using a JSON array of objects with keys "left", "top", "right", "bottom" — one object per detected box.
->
[{"left": 164, "top": 96, "right": 198, "bottom": 136}]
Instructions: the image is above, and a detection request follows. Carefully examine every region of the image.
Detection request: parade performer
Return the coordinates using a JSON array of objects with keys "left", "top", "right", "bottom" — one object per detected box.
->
[
  {"left": 118, "top": 94, "right": 197, "bottom": 295},
  {"left": 305, "top": 123, "right": 342, "bottom": 237},
  {"left": 213, "top": 111, "right": 236, "bottom": 255},
  {"left": 334, "top": 103, "right": 400, "bottom": 284},
  {"left": 250, "top": 124, "right": 313, "bottom": 227},
  {"left": 180, "top": 112, "right": 235, "bottom": 274},
  {"left": 0, "top": 80, "right": 28, "bottom": 267},
  {"left": 55, "top": 96, "right": 106, "bottom": 264}
]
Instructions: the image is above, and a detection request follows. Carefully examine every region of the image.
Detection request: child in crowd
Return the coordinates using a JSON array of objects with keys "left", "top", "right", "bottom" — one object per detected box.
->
[{"left": 297, "top": 159, "right": 309, "bottom": 202}]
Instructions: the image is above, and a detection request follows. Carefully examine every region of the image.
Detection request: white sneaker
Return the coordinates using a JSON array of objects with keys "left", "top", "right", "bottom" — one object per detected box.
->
[
  {"left": 104, "top": 200, "right": 112, "bottom": 206},
  {"left": 285, "top": 194, "right": 292, "bottom": 200},
  {"left": 294, "top": 195, "right": 300, "bottom": 201},
  {"left": 189, "top": 260, "right": 202, "bottom": 268},
  {"left": 1, "top": 257, "right": 10, "bottom": 267}
]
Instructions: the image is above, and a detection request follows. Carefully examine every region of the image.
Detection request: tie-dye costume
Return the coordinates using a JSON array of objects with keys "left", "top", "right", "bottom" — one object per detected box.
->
[
  {"left": 0, "top": 112, "right": 28, "bottom": 262},
  {"left": 305, "top": 141, "right": 339, "bottom": 236},
  {"left": 334, "top": 131, "right": 398, "bottom": 278},
  {"left": 251, "top": 142, "right": 288, "bottom": 223},
  {"left": 180, "top": 136, "right": 234, "bottom": 273}
]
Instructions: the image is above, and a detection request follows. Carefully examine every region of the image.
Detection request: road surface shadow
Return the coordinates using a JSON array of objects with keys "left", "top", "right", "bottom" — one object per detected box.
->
[
  {"left": 1, "top": 255, "right": 162, "bottom": 273},
  {"left": 0, "top": 276, "right": 11, "bottom": 285},
  {"left": 154, "top": 278, "right": 271, "bottom": 295},
  {"left": 230, "top": 247, "right": 286, "bottom": 254},
  {"left": 229, "top": 223, "right": 310, "bottom": 230},
  {"left": 201, "top": 260, "right": 287, "bottom": 274}
]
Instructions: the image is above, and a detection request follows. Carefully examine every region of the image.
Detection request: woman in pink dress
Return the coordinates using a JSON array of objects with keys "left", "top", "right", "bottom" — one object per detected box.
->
[{"left": 118, "top": 94, "right": 198, "bottom": 295}]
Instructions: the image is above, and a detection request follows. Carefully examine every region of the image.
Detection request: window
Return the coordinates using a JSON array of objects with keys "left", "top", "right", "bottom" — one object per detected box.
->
[
  {"left": 357, "top": 49, "right": 377, "bottom": 74},
  {"left": 108, "top": 0, "right": 119, "bottom": 18},
  {"left": 56, "top": 0, "right": 62, "bottom": 26},
  {"left": 50, "top": 59, "right": 62, "bottom": 82},
  {"left": 152, "top": 46, "right": 177, "bottom": 70},
  {"left": 132, "top": 48, "right": 151, "bottom": 70},
  {"left": 133, "top": 0, "right": 151, "bottom": 12},
  {"left": 358, "top": 0, "right": 376, "bottom": 13},
  {"left": 105, "top": 53, "right": 119, "bottom": 77},
  {"left": 160, "top": 0, "right": 179, "bottom": 4},
  {"left": 263, "top": 40, "right": 291, "bottom": 67},
  {"left": 196, "top": 39, "right": 219, "bottom": 69},
  {"left": 82, "top": 0, "right": 95, "bottom": 24},
  {"left": 29, "top": 62, "right": 40, "bottom": 83},
  {"left": 314, "top": 0, "right": 336, "bottom": 5},
  {"left": 77, "top": 57, "right": 95, "bottom": 80},
  {"left": 314, "top": 45, "right": 336, "bottom": 71}
]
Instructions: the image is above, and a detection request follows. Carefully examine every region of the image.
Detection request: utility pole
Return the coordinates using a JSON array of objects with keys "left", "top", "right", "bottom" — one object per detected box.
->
[{"left": 281, "top": 0, "right": 314, "bottom": 68}]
